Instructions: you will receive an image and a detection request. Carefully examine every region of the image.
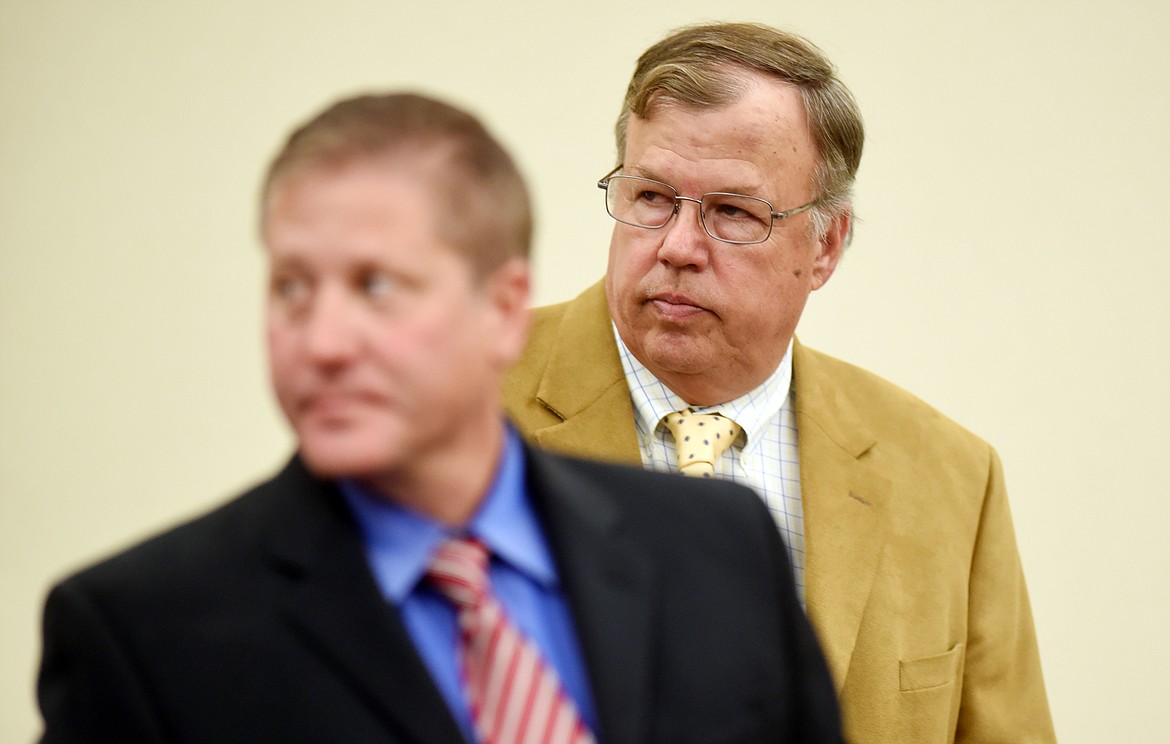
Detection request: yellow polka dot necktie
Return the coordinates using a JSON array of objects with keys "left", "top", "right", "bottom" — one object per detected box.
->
[{"left": 661, "top": 408, "right": 742, "bottom": 478}]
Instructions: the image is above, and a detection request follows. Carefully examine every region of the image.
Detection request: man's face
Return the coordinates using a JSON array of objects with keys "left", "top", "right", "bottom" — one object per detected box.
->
[
  {"left": 263, "top": 160, "right": 528, "bottom": 490},
  {"left": 605, "top": 74, "right": 847, "bottom": 406}
]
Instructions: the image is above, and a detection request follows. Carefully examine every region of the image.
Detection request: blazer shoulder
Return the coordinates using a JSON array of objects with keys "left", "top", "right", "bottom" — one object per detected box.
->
[
  {"left": 510, "top": 294, "right": 574, "bottom": 380},
  {"left": 50, "top": 458, "right": 318, "bottom": 602},
  {"left": 527, "top": 445, "right": 772, "bottom": 537},
  {"left": 504, "top": 281, "right": 631, "bottom": 452},
  {"left": 795, "top": 341, "right": 993, "bottom": 457},
  {"left": 507, "top": 282, "right": 609, "bottom": 389}
]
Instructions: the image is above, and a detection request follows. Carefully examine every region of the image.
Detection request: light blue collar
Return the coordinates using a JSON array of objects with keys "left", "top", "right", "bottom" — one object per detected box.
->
[{"left": 339, "top": 425, "right": 557, "bottom": 604}]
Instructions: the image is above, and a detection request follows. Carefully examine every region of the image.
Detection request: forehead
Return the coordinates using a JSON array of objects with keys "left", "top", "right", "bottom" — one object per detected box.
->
[
  {"left": 625, "top": 76, "right": 818, "bottom": 197},
  {"left": 262, "top": 159, "right": 440, "bottom": 250}
]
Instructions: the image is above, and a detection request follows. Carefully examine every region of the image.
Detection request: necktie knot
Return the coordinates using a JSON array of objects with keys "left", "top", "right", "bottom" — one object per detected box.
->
[
  {"left": 662, "top": 408, "right": 742, "bottom": 478},
  {"left": 427, "top": 537, "right": 490, "bottom": 611}
]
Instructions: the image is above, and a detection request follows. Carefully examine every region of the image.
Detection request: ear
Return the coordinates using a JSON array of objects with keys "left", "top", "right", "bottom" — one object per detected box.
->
[
  {"left": 481, "top": 257, "right": 532, "bottom": 368},
  {"left": 810, "top": 209, "right": 850, "bottom": 291}
]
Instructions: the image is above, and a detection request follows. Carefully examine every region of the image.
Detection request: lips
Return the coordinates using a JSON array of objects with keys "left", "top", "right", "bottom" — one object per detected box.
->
[
  {"left": 647, "top": 290, "right": 710, "bottom": 321},
  {"left": 298, "top": 389, "right": 388, "bottom": 421}
]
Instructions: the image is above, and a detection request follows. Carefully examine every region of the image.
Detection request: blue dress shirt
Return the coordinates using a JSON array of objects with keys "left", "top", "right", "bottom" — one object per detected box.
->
[{"left": 339, "top": 427, "right": 597, "bottom": 742}]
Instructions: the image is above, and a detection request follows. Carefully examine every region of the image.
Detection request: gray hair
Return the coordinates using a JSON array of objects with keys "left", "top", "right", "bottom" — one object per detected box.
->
[{"left": 616, "top": 22, "right": 864, "bottom": 241}]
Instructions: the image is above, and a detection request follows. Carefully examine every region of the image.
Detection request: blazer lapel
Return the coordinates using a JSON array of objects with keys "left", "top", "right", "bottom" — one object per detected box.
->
[
  {"left": 529, "top": 281, "right": 642, "bottom": 465},
  {"left": 262, "top": 459, "right": 466, "bottom": 744},
  {"left": 792, "top": 341, "right": 891, "bottom": 691},
  {"left": 525, "top": 447, "right": 657, "bottom": 744}
]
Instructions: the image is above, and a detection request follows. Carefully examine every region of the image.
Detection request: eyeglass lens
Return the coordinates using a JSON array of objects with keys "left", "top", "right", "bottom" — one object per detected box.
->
[{"left": 605, "top": 176, "right": 773, "bottom": 243}]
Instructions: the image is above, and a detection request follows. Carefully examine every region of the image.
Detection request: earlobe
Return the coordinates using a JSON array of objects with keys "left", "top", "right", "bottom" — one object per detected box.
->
[
  {"left": 811, "top": 210, "right": 850, "bottom": 291},
  {"left": 488, "top": 258, "right": 530, "bottom": 316},
  {"left": 485, "top": 258, "right": 532, "bottom": 365}
]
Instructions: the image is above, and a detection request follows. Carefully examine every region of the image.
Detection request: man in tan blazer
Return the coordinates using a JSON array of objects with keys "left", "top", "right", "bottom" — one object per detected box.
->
[{"left": 504, "top": 22, "right": 1055, "bottom": 744}]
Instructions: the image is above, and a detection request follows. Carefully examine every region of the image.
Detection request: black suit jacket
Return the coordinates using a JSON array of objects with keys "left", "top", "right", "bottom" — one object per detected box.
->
[{"left": 38, "top": 446, "right": 841, "bottom": 743}]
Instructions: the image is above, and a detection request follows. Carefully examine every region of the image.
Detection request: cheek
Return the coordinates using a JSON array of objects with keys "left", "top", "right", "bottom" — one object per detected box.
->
[
  {"left": 265, "top": 322, "right": 302, "bottom": 389},
  {"left": 783, "top": 235, "right": 825, "bottom": 278},
  {"left": 608, "top": 232, "right": 659, "bottom": 299},
  {"left": 265, "top": 319, "right": 294, "bottom": 361},
  {"left": 739, "top": 243, "right": 807, "bottom": 288},
  {"left": 717, "top": 252, "right": 780, "bottom": 296},
  {"left": 371, "top": 306, "right": 469, "bottom": 371},
  {"left": 610, "top": 228, "right": 658, "bottom": 268},
  {"left": 716, "top": 254, "right": 803, "bottom": 320}
]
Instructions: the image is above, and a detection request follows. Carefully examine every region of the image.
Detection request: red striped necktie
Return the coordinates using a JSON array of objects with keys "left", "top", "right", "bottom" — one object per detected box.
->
[{"left": 427, "top": 537, "right": 597, "bottom": 744}]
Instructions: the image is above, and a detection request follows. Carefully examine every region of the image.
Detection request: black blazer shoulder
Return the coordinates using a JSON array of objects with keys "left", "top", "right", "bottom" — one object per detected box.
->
[
  {"left": 39, "top": 451, "right": 842, "bottom": 744},
  {"left": 522, "top": 446, "right": 843, "bottom": 744}
]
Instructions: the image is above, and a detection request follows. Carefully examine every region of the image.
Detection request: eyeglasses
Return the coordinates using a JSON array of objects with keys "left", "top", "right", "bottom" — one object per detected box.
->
[{"left": 597, "top": 165, "right": 817, "bottom": 245}]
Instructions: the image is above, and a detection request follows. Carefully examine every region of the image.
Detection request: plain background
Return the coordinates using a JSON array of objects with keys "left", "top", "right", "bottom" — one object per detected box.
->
[{"left": 2, "top": 1, "right": 1168, "bottom": 741}]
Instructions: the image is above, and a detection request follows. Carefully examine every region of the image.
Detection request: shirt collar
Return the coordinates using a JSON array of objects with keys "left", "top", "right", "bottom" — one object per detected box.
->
[
  {"left": 613, "top": 323, "right": 793, "bottom": 452},
  {"left": 339, "top": 425, "right": 558, "bottom": 604}
]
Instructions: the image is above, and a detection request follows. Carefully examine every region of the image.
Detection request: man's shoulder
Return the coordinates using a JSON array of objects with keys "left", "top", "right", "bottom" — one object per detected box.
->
[
  {"left": 518, "top": 296, "right": 573, "bottom": 369},
  {"left": 528, "top": 292, "right": 575, "bottom": 333},
  {"left": 505, "top": 281, "right": 628, "bottom": 441},
  {"left": 526, "top": 444, "right": 770, "bottom": 529},
  {"left": 794, "top": 341, "right": 993, "bottom": 460},
  {"left": 796, "top": 343, "right": 934, "bottom": 406},
  {"left": 51, "top": 458, "right": 315, "bottom": 601},
  {"left": 522, "top": 280, "right": 612, "bottom": 359},
  {"left": 531, "top": 442, "right": 746, "bottom": 490}
]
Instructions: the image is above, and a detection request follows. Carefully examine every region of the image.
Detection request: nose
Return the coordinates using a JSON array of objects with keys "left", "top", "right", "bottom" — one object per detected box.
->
[
  {"left": 656, "top": 196, "right": 711, "bottom": 270},
  {"left": 303, "top": 287, "right": 360, "bottom": 366}
]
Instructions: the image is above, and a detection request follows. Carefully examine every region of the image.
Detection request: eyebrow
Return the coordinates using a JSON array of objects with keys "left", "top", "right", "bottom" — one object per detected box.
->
[
  {"left": 622, "top": 164, "right": 658, "bottom": 180},
  {"left": 623, "top": 165, "right": 766, "bottom": 198}
]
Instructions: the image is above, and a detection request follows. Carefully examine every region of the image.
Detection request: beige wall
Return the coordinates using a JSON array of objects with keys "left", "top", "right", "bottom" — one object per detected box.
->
[{"left": 3, "top": 1, "right": 1168, "bottom": 740}]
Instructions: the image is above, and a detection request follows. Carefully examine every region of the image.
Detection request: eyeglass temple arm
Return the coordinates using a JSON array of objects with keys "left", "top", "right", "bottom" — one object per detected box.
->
[
  {"left": 598, "top": 164, "right": 623, "bottom": 189},
  {"left": 772, "top": 201, "right": 816, "bottom": 221}
]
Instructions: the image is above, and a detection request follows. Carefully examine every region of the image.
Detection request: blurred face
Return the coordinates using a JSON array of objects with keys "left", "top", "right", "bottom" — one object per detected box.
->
[
  {"left": 263, "top": 160, "right": 528, "bottom": 489},
  {"left": 605, "top": 75, "right": 848, "bottom": 406}
]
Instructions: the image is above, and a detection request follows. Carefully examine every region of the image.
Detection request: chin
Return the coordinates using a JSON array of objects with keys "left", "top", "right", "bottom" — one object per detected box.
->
[
  {"left": 295, "top": 430, "right": 399, "bottom": 482},
  {"left": 299, "top": 451, "right": 381, "bottom": 481},
  {"left": 644, "top": 333, "right": 711, "bottom": 374}
]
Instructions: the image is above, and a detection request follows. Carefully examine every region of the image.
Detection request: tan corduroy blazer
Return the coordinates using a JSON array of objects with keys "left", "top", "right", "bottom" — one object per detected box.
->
[{"left": 503, "top": 281, "right": 1055, "bottom": 744}]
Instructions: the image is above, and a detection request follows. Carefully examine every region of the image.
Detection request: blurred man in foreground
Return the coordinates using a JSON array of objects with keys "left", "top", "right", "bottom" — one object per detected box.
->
[{"left": 37, "top": 91, "right": 842, "bottom": 743}]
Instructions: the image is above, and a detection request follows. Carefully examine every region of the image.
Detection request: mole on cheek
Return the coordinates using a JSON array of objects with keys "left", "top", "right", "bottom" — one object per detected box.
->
[{"left": 793, "top": 269, "right": 803, "bottom": 277}]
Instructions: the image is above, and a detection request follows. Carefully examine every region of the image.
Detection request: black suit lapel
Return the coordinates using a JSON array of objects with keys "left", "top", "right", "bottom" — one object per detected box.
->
[
  {"left": 260, "top": 458, "right": 467, "bottom": 744},
  {"left": 524, "top": 448, "right": 657, "bottom": 744}
]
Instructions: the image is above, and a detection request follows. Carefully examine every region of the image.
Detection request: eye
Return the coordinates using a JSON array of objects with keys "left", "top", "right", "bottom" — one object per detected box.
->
[
  {"left": 361, "top": 270, "right": 394, "bottom": 300},
  {"left": 272, "top": 273, "right": 310, "bottom": 306},
  {"left": 708, "top": 197, "right": 769, "bottom": 225},
  {"left": 636, "top": 188, "right": 671, "bottom": 205},
  {"left": 713, "top": 202, "right": 749, "bottom": 219}
]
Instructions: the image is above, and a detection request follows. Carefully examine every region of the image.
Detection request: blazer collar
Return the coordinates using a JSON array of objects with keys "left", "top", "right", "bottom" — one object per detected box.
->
[
  {"left": 530, "top": 281, "right": 643, "bottom": 465},
  {"left": 260, "top": 457, "right": 467, "bottom": 744},
  {"left": 791, "top": 340, "right": 891, "bottom": 691}
]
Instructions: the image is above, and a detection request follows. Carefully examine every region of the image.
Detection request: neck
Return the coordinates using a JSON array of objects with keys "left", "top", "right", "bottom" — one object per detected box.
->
[
  {"left": 640, "top": 340, "right": 792, "bottom": 408},
  {"left": 362, "top": 415, "right": 507, "bottom": 526},
  {"left": 655, "top": 372, "right": 756, "bottom": 408}
]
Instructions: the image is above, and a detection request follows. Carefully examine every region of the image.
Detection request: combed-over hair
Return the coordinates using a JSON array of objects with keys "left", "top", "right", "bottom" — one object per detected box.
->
[{"left": 616, "top": 22, "right": 864, "bottom": 239}]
